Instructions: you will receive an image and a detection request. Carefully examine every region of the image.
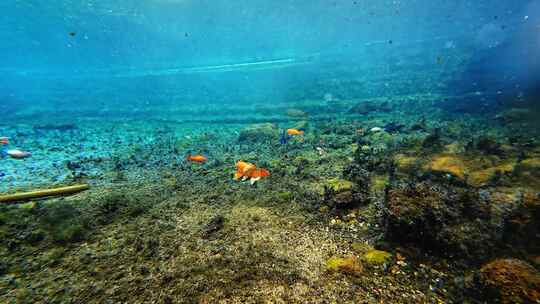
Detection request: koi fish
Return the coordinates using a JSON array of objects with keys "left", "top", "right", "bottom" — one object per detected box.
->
[
  {"left": 234, "top": 161, "right": 270, "bottom": 184},
  {"left": 186, "top": 155, "right": 208, "bottom": 163},
  {"left": 287, "top": 128, "right": 304, "bottom": 136}
]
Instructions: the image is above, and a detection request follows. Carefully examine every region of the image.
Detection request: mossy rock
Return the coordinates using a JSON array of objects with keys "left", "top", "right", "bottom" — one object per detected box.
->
[
  {"left": 427, "top": 154, "right": 468, "bottom": 180},
  {"left": 468, "top": 163, "right": 514, "bottom": 187},
  {"left": 326, "top": 256, "right": 363, "bottom": 276},
  {"left": 362, "top": 249, "right": 392, "bottom": 265},
  {"left": 370, "top": 174, "right": 389, "bottom": 193},
  {"left": 326, "top": 178, "right": 354, "bottom": 194},
  {"left": 238, "top": 123, "right": 279, "bottom": 143},
  {"left": 475, "top": 258, "right": 540, "bottom": 304}
]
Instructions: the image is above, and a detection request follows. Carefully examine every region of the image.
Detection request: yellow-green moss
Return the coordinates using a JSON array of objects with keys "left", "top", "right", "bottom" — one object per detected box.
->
[
  {"left": 468, "top": 163, "right": 514, "bottom": 187},
  {"left": 370, "top": 174, "right": 389, "bottom": 193},
  {"left": 326, "top": 256, "right": 363, "bottom": 276},
  {"left": 362, "top": 249, "right": 392, "bottom": 265},
  {"left": 428, "top": 154, "right": 468, "bottom": 180},
  {"left": 326, "top": 178, "right": 353, "bottom": 193}
]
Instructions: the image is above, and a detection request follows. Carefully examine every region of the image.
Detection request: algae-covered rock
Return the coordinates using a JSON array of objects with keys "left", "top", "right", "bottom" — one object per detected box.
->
[
  {"left": 428, "top": 154, "right": 468, "bottom": 180},
  {"left": 326, "top": 178, "right": 353, "bottom": 193},
  {"left": 326, "top": 256, "right": 363, "bottom": 276},
  {"left": 473, "top": 258, "right": 540, "bottom": 304},
  {"left": 384, "top": 181, "right": 497, "bottom": 259},
  {"left": 362, "top": 249, "right": 392, "bottom": 266},
  {"left": 238, "top": 123, "right": 279, "bottom": 143},
  {"left": 468, "top": 163, "right": 514, "bottom": 187},
  {"left": 323, "top": 178, "right": 365, "bottom": 208},
  {"left": 370, "top": 174, "right": 389, "bottom": 193}
]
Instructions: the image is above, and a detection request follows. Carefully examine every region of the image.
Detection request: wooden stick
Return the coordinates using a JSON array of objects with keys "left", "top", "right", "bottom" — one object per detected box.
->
[{"left": 0, "top": 184, "right": 90, "bottom": 204}]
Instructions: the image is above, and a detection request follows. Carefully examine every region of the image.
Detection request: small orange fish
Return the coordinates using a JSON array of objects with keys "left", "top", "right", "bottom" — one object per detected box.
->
[
  {"left": 186, "top": 155, "right": 207, "bottom": 163},
  {"left": 0, "top": 137, "right": 8, "bottom": 145},
  {"left": 234, "top": 161, "right": 270, "bottom": 184},
  {"left": 287, "top": 128, "right": 304, "bottom": 136}
]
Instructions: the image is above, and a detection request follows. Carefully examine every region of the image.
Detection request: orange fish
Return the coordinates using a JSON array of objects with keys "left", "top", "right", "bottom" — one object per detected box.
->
[
  {"left": 234, "top": 161, "right": 270, "bottom": 184},
  {"left": 0, "top": 137, "right": 8, "bottom": 145},
  {"left": 186, "top": 155, "right": 207, "bottom": 163},
  {"left": 287, "top": 128, "right": 304, "bottom": 136}
]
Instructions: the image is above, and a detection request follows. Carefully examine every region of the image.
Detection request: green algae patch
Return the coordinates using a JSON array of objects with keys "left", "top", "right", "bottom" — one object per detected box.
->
[
  {"left": 326, "top": 178, "right": 354, "bottom": 193},
  {"left": 370, "top": 174, "right": 389, "bottom": 193},
  {"left": 326, "top": 256, "right": 363, "bottom": 276},
  {"left": 427, "top": 154, "right": 468, "bottom": 180},
  {"left": 362, "top": 249, "right": 392, "bottom": 265}
]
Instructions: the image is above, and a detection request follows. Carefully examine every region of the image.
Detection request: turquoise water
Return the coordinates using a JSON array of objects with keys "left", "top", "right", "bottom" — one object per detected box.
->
[{"left": 1, "top": 1, "right": 539, "bottom": 303}]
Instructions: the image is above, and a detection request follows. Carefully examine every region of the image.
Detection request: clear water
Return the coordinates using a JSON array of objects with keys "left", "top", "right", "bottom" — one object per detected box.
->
[{"left": 1, "top": 1, "right": 539, "bottom": 303}]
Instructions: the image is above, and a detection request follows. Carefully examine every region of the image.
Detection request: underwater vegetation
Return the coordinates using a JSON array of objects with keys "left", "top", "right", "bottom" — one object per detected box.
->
[
  {"left": 2, "top": 92, "right": 539, "bottom": 303},
  {"left": 1, "top": 0, "right": 540, "bottom": 302}
]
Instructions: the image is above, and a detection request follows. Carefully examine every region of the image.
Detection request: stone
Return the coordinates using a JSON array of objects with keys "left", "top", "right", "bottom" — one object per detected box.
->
[{"left": 474, "top": 259, "right": 540, "bottom": 304}]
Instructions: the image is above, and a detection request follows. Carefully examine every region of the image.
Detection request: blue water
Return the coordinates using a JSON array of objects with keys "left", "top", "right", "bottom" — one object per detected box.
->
[
  {"left": 1, "top": 2, "right": 540, "bottom": 303},
  {"left": 1, "top": 1, "right": 538, "bottom": 111}
]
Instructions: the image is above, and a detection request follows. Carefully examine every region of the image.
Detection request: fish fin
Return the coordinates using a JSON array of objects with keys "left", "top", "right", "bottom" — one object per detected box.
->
[
  {"left": 234, "top": 172, "right": 242, "bottom": 180},
  {"left": 250, "top": 177, "right": 261, "bottom": 185}
]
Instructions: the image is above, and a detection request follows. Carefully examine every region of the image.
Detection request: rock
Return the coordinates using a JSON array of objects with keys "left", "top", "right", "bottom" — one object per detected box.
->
[
  {"left": 362, "top": 249, "right": 392, "bottom": 266},
  {"left": 384, "top": 181, "right": 497, "bottom": 259},
  {"left": 326, "top": 256, "right": 363, "bottom": 276},
  {"left": 472, "top": 258, "right": 540, "bottom": 304},
  {"left": 237, "top": 123, "right": 279, "bottom": 143},
  {"left": 323, "top": 178, "right": 366, "bottom": 208},
  {"left": 201, "top": 215, "right": 224, "bottom": 239}
]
